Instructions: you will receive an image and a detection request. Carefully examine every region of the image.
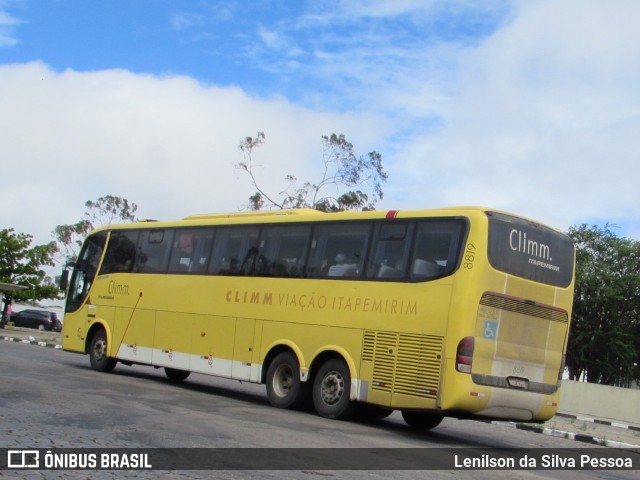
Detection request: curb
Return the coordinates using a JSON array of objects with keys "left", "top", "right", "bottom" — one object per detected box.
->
[
  {"left": 2, "top": 335, "right": 62, "bottom": 349},
  {"left": 492, "top": 421, "right": 640, "bottom": 450},
  {"left": 555, "top": 412, "right": 640, "bottom": 433}
]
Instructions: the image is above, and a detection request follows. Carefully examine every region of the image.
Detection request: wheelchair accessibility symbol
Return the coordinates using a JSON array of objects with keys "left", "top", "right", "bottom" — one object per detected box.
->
[{"left": 483, "top": 320, "right": 498, "bottom": 340}]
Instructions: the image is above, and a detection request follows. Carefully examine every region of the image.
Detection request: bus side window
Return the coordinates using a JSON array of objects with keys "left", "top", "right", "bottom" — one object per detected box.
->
[
  {"left": 307, "top": 223, "right": 370, "bottom": 278},
  {"left": 189, "top": 229, "right": 215, "bottom": 274},
  {"left": 366, "top": 223, "right": 412, "bottom": 280},
  {"left": 135, "top": 230, "right": 173, "bottom": 273},
  {"left": 259, "top": 225, "right": 311, "bottom": 277},
  {"left": 410, "top": 220, "right": 466, "bottom": 280},
  {"left": 168, "top": 228, "right": 214, "bottom": 274},
  {"left": 100, "top": 231, "right": 139, "bottom": 275},
  {"left": 209, "top": 227, "right": 259, "bottom": 275}
]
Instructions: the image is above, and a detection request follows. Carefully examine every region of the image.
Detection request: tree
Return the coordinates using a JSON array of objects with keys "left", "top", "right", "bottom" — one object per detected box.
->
[
  {"left": 566, "top": 224, "right": 640, "bottom": 386},
  {"left": 0, "top": 229, "right": 59, "bottom": 302},
  {"left": 236, "top": 132, "right": 387, "bottom": 212},
  {"left": 53, "top": 195, "right": 138, "bottom": 262}
]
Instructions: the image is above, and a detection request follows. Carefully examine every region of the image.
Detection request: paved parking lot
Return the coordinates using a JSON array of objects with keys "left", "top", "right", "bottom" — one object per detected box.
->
[{"left": 2, "top": 325, "right": 639, "bottom": 450}]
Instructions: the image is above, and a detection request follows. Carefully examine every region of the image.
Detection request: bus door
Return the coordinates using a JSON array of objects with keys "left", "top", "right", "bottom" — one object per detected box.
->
[{"left": 62, "top": 231, "right": 108, "bottom": 353}]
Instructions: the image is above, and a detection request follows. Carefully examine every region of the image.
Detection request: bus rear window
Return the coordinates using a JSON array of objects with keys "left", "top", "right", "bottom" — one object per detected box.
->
[{"left": 487, "top": 212, "right": 574, "bottom": 288}]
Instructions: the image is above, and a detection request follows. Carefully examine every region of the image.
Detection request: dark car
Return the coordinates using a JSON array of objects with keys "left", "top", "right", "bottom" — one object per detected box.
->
[{"left": 9, "top": 309, "right": 62, "bottom": 332}]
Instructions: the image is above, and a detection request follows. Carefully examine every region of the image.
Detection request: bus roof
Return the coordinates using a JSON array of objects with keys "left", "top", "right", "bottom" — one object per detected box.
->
[
  {"left": 88, "top": 206, "right": 565, "bottom": 236},
  {"left": 183, "top": 208, "right": 323, "bottom": 221}
]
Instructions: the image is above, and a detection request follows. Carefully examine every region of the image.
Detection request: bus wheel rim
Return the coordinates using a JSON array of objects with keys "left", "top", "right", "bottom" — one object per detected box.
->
[
  {"left": 320, "top": 370, "right": 344, "bottom": 405},
  {"left": 273, "top": 364, "right": 293, "bottom": 398},
  {"left": 94, "top": 338, "right": 107, "bottom": 361}
]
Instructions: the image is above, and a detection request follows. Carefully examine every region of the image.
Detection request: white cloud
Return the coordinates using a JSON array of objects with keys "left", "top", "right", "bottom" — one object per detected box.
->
[
  {"left": 388, "top": 0, "right": 640, "bottom": 236},
  {"left": 169, "top": 12, "right": 203, "bottom": 31},
  {"left": 0, "top": 8, "right": 20, "bottom": 46},
  {"left": 0, "top": 62, "right": 386, "bottom": 248}
]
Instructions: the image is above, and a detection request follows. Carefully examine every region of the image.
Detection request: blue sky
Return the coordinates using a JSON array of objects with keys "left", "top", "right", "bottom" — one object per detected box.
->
[
  {"left": 2, "top": 0, "right": 640, "bottom": 251},
  {"left": 3, "top": 1, "right": 507, "bottom": 106}
]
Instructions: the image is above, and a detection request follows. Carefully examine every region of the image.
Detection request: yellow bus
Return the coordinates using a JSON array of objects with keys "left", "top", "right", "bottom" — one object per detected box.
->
[{"left": 61, "top": 206, "right": 575, "bottom": 429}]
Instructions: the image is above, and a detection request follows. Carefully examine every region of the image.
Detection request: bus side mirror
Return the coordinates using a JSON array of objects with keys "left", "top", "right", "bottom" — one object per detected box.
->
[
  {"left": 59, "top": 261, "right": 75, "bottom": 291},
  {"left": 59, "top": 269, "right": 69, "bottom": 291}
]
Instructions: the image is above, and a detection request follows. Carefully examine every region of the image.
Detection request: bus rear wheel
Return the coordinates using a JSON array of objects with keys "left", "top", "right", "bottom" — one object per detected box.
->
[
  {"left": 401, "top": 411, "right": 444, "bottom": 430},
  {"left": 312, "top": 358, "right": 356, "bottom": 420},
  {"left": 266, "top": 352, "right": 310, "bottom": 410},
  {"left": 165, "top": 367, "right": 190, "bottom": 382},
  {"left": 89, "top": 330, "right": 117, "bottom": 373}
]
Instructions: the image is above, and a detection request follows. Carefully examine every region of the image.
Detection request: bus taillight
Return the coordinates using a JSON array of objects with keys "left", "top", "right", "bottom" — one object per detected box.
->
[
  {"left": 558, "top": 354, "right": 566, "bottom": 381},
  {"left": 456, "top": 336, "right": 474, "bottom": 373}
]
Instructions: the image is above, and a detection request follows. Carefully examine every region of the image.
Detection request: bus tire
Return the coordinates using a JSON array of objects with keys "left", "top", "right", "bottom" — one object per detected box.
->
[
  {"left": 89, "top": 329, "right": 117, "bottom": 373},
  {"left": 357, "top": 403, "right": 393, "bottom": 420},
  {"left": 165, "top": 367, "right": 190, "bottom": 382},
  {"left": 312, "top": 358, "right": 356, "bottom": 420},
  {"left": 266, "top": 352, "right": 310, "bottom": 410},
  {"left": 401, "top": 411, "right": 444, "bottom": 430}
]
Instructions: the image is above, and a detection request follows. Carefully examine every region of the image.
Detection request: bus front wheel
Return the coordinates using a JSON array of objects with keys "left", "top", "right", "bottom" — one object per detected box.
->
[
  {"left": 312, "top": 358, "right": 356, "bottom": 420},
  {"left": 401, "top": 411, "right": 444, "bottom": 430},
  {"left": 266, "top": 352, "right": 310, "bottom": 410},
  {"left": 89, "top": 330, "right": 117, "bottom": 373}
]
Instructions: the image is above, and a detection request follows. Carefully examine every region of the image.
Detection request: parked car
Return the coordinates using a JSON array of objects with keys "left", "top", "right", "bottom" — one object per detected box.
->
[{"left": 9, "top": 309, "right": 62, "bottom": 332}]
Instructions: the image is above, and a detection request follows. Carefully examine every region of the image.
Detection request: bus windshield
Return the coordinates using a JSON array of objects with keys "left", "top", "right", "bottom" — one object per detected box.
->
[{"left": 65, "top": 231, "right": 107, "bottom": 313}]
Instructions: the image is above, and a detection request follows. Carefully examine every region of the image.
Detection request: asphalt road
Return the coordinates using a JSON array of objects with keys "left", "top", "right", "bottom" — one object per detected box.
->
[{"left": 0, "top": 340, "right": 638, "bottom": 479}]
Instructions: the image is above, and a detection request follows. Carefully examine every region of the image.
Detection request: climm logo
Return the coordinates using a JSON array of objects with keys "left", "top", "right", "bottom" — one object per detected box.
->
[
  {"left": 509, "top": 228, "right": 551, "bottom": 261},
  {"left": 108, "top": 280, "right": 130, "bottom": 295}
]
